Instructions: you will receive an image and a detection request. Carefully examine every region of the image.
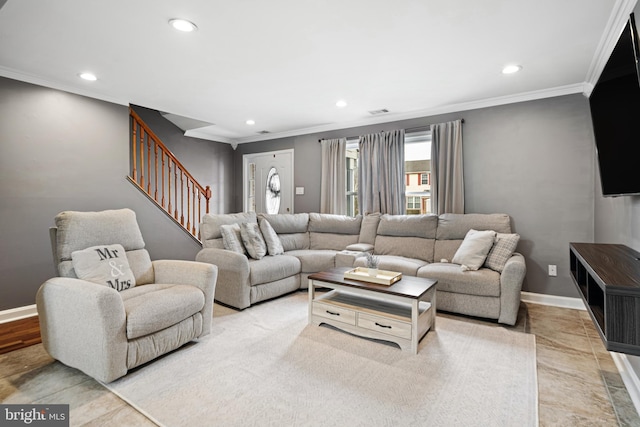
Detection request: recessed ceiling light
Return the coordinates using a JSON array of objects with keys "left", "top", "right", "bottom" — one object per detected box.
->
[
  {"left": 79, "top": 72, "right": 97, "bottom": 81},
  {"left": 246, "top": 119, "right": 256, "bottom": 126},
  {"left": 169, "top": 19, "right": 197, "bottom": 32},
  {"left": 502, "top": 64, "right": 522, "bottom": 74},
  {"left": 336, "top": 100, "right": 347, "bottom": 108}
]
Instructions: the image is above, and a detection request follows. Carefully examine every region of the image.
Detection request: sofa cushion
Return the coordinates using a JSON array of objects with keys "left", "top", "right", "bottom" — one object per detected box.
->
[
  {"left": 220, "top": 224, "right": 246, "bottom": 255},
  {"left": 286, "top": 249, "right": 336, "bottom": 273},
  {"left": 358, "top": 213, "right": 381, "bottom": 244},
  {"left": 354, "top": 255, "right": 428, "bottom": 276},
  {"left": 122, "top": 284, "right": 205, "bottom": 339},
  {"left": 452, "top": 230, "right": 496, "bottom": 270},
  {"left": 259, "top": 213, "right": 310, "bottom": 251},
  {"left": 436, "top": 213, "right": 511, "bottom": 240},
  {"left": 240, "top": 222, "right": 267, "bottom": 260},
  {"left": 374, "top": 236, "right": 435, "bottom": 263},
  {"left": 201, "top": 212, "right": 257, "bottom": 249},
  {"left": 484, "top": 233, "right": 520, "bottom": 272},
  {"left": 310, "top": 232, "right": 359, "bottom": 251},
  {"left": 377, "top": 214, "right": 438, "bottom": 238},
  {"left": 248, "top": 255, "right": 301, "bottom": 286},
  {"left": 417, "top": 263, "right": 501, "bottom": 297},
  {"left": 71, "top": 244, "right": 136, "bottom": 291},
  {"left": 309, "top": 213, "right": 362, "bottom": 234},
  {"left": 258, "top": 218, "right": 284, "bottom": 256}
]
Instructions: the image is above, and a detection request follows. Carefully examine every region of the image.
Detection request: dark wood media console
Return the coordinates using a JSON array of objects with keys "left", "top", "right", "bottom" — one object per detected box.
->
[{"left": 570, "top": 243, "right": 640, "bottom": 356}]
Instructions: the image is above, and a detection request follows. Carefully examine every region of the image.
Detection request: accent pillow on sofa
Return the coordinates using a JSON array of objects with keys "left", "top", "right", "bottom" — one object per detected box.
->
[
  {"left": 484, "top": 233, "right": 520, "bottom": 272},
  {"left": 220, "top": 223, "right": 246, "bottom": 254},
  {"left": 259, "top": 218, "right": 284, "bottom": 256},
  {"left": 71, "top": 244, "right": 136, "bottom": 291},
  {"left": 452, "top": 229, "right": 497, "bottom": 271},
  {"left": 240, "top": 222, "right": 268, "bottom": 260}
]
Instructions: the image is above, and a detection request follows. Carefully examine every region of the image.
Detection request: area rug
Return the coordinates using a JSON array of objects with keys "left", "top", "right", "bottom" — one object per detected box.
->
[{"left": 104, "top": 291, "right": 538, "bottom": 427}]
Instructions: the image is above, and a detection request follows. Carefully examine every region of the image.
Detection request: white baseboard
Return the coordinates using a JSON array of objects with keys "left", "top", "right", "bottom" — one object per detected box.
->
[
  {"left": 610, "top": 353, "right": 640, "bottom": 420},
  {"left": 521, "top": 291, "right": 586, "bottom": 310},
  {"left": 0, "top": 304, "right": 38, "bottom": 324}
]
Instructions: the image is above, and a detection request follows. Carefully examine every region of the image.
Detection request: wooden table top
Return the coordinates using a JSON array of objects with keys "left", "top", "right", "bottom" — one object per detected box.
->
[{"left": 308, "top": 267, "right": 437, "bottom": 299}]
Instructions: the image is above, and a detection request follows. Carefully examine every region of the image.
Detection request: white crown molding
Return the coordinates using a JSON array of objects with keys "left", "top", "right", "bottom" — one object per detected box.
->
[
  {"left": 0, "top": 64, "right": 586, "bottom": 146},
  {"left": 585, "top": 0, "right": 638, "bottom": 86},
  {"left": 0, "top": 304, "right": 37, "bottom": 324},
  {"left": 0, "top": 66, "right": 129, "bottom": 107},
  {"left": 234, "top": 83, "right": 586, "bottom": 144}
]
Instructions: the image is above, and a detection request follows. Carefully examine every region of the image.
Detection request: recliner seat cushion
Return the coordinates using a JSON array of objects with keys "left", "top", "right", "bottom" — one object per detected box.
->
[
  {"left": 417, "top": 263, "right": 501, "bottom": 297},
  {"left": 122, "top": 284, "right": 205, "bottom": 339},
  {"left": 286, "top": 250, "right": 336, "bottom": 273},
  {"left": 249, "top": 255, "right": 301, "bottom": 286}
]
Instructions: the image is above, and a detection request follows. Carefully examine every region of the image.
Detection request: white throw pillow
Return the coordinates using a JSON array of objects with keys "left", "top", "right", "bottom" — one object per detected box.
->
[
  {"left": 452, "top": 229, "right": 497, "bottom": 271},
  {"left": 71, "top": 244, "right": 136, "bottom": 291},
  {"left": 220, "top": 223, "right": 246, "bottom": 254},
  {"left": 484, "top": 233, "right": 520, "bottom": 272},
  {"left": 259, "top": 218, "right": 284, "bottom": 256},
  {"left": 240, "top": 222, "right": 268, "bottom": 260}
]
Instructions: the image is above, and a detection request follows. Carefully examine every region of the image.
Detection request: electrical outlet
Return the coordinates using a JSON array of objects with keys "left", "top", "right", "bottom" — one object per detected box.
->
[{"left": 548, "top": 265, "right": 557, "bottom": 277}]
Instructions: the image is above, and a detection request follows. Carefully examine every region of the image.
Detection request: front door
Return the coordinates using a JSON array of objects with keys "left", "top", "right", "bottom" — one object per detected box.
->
[{"left": 243, "top": 149, "right": 294, "bottom": 214}]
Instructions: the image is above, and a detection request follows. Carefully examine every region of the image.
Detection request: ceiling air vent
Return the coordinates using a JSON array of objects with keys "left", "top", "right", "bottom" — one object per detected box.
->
[{"left": 368, "top": 108, "right": 389, "bottom": 115}]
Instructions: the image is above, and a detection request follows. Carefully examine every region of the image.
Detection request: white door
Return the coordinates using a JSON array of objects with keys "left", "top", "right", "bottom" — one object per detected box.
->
[{"left": 243, "top": 149, "right": 294, "bottom": 214}]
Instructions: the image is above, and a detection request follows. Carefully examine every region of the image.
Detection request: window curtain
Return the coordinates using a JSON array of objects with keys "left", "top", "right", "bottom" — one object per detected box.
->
[
  {"left": 320, "top": 138, "right": 347, "bottom": 214},
  {"left": 430, "top": 119, "right": 464, "bottom": 214},
  {"left": 358, "top": 130, "right": 405, "bottom": 215}
]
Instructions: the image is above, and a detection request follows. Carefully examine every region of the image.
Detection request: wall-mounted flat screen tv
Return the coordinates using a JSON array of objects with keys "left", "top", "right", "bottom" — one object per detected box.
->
[{"left": 589, "top": 13, "right": 640, "bottom": 197}]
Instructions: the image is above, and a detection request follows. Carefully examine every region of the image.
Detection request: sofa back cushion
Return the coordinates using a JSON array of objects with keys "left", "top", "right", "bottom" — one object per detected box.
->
[
  {"left": 358, "top": 213, "right": 381, "bottom": 244},
  {"left": 434, "top": 213, "right": 512, "bottom": 262},
  {"left": 373, "top": 214, "right": 438, "bottom": 262},
  {"left": 200, "top": 212, "right": 257, "bottom": 249},
  {"left": 308, "top": 213, "right": 361, "bottom": 250},
  {"left": 258, "top": 213, "right": 310, "bottom": 251}
]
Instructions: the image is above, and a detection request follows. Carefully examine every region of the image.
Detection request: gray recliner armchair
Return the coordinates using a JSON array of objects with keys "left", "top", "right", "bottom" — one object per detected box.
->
[{"left": 36, "top": 208, "right": 217, "bottom": 383}]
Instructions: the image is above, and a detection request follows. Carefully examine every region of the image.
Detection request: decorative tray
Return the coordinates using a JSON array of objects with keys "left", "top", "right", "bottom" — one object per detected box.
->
[{"left": 343, "top": 267, "right": 402, "bottom": 286}]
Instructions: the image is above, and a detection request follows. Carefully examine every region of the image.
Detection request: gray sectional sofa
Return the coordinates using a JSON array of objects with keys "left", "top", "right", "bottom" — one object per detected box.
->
[{"left": 195, "top": 212, "right": 526, "bottom": 325}]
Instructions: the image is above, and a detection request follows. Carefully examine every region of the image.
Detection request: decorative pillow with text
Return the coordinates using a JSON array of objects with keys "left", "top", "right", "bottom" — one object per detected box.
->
[{"left": 71, "top": 244, "right": 136, "bottom": 291}]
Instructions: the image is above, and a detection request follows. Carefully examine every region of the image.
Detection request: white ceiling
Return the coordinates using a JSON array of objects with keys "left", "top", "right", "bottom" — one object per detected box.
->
[{"left": 0, "top": 0, "right": 633, "bottom": 145}]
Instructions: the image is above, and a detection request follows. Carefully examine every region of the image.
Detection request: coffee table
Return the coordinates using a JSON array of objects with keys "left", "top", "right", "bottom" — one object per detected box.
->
[{"left": 308, "top": 267, "right": 437, "bottom": 354}]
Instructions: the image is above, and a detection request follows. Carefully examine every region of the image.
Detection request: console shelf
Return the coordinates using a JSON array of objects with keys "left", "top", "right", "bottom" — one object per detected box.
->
[{"left": 570, "top": 243, "right": 640, "bottom": 356}]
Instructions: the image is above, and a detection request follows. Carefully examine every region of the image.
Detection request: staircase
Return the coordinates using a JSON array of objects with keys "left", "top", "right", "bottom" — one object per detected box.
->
[{"left": 127, "top": 107, "right": 211, "bottom": 242}]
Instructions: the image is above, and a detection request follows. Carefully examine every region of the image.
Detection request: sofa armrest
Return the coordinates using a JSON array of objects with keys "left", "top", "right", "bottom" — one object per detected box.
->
[
  {"left": 498, "top": 253, "right": 527, "bottom": 325},
  {"left": 152, "top": 260, "right": 218, "bottom": 337},
  {"left": 36, "top": 277, "right": 128, "bottom": 383},
  {"left": 195, "top": 248, "right": 251, "bottom": 310}
]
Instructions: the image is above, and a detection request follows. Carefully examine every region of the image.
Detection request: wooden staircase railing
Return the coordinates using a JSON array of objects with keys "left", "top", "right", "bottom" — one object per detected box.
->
[{"left": 128, "top": 108, "right": 211, "bottom": 241}]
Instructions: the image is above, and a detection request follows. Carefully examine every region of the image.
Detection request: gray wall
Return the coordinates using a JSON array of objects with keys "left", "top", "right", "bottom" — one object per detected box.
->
[
  {"left": 234, "top": 94, "right": 595, "bottom": 298},
  {"left": 0, "top": 77, "right": 233, "bottom": 310}
]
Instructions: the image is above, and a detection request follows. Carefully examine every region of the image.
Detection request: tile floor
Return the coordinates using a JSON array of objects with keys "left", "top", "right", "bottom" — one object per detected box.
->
[{"left": 1, "top": 297, "right": 638, "bottom": 426}]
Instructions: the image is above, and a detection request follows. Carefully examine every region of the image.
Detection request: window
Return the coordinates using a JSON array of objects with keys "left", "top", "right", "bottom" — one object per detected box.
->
[
  {"left": 346, "top": 139, "right": 359, "bottom": 216},
  {"left": 405, "top": 130, "right": 432, "bottom": 214},
  {"left": 343, "top": 131, "right": 431, "bottom": 216}
]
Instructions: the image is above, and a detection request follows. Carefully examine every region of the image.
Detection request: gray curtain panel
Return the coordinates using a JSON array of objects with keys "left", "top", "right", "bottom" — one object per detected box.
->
[
  {"left": 430, "top": 119, "right": 464, "bottom": 214},
  {"left": 320, "top": 138, "right": 347, "bottom": 214},
  {"left": 358, "top": 130, "right": 405, "bottom": 215}
]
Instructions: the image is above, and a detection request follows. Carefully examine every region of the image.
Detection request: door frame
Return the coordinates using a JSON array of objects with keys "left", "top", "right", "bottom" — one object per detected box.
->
[{"left": 242, "top": 149, "right": 295, "bottom": 214}]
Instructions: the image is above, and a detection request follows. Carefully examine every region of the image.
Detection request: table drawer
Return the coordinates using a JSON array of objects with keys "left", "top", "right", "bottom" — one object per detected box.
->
[
  {"left": 313, "top": 301, "right": 356, "bottom": 326},
  {"left": 358, "top": 313, "right": 411, "bottom": 339}
]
